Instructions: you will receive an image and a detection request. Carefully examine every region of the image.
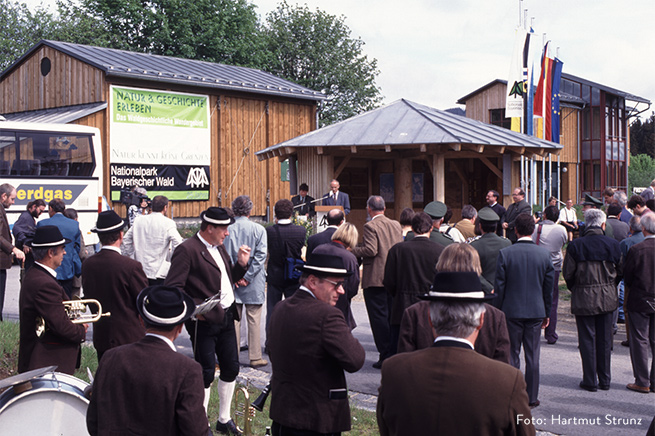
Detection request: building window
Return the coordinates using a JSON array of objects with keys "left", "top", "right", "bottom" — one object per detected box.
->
[{"left": 489, "top": 109, "right": 511, "bottom": 130}]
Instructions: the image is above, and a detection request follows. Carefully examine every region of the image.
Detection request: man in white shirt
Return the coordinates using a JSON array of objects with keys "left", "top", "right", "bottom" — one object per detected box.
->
[
  {"left": 123, "top": 195, "right": 183, "bottom": 285},
  {"left": 558, "top": 199, "right": 578, "bottom": 242}
]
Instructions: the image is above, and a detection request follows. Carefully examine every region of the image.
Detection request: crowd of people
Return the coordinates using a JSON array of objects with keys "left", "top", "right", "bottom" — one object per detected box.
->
[{"left": 1, "top": 177, "right": 654, "bottom": 436}]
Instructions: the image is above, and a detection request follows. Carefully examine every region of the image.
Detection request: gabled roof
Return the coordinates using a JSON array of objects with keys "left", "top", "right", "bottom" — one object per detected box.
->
[
  {"left": 1, "top": 40, "right": 325, "bottom": 102},
  {"left": 1, "top": 102, "right": 106, "bottom": 123},
  {"left": 256, "top": 99, "right": 562, "bottom": 160},
  {"left": 456, "top": 79, "right": 507, "bottom": 105}
]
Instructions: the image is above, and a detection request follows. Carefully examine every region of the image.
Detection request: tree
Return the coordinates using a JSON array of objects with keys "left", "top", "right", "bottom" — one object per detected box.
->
[
  {"left": 628, "top": 153, "right": 655, "bottom": 194},
  {"left": 630, "top": 113, "right": 655, "bottom": 159},
  {"left": 264, "top": 1, "right": 382, "bottom": 126},
  {"left": 79, "top": 0, "right": 269, "bottom": 68}
]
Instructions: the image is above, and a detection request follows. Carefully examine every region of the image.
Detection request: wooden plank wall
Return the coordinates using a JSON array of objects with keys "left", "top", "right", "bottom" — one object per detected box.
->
[
  {"left": 0, "top": 47, "right": 104, "bottom": 113},
  {"left": 464, "top": 83, "right": 506, "bottom": 122},
  {"left": 296, "top": 149, "right": 332, "bottom": 203},
  {"left": 559, "top": 107, "right": 578, "bottom": 163}
]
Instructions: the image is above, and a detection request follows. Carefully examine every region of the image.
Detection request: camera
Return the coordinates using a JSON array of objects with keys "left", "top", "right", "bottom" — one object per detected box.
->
[{"left": 119, "top": 190, "right": 151, "bottom": 208}]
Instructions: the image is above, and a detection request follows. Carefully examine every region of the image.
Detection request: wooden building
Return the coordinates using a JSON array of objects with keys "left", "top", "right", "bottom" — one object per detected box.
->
[
  {"left": 256, "top": 99, "right": 562, "bottom": 232},
  {"left": 0, "top": 40, "right": 324, "bottom": 219},
  {"left": 457, "top": 74, "right": 651, "bottom": 204}
]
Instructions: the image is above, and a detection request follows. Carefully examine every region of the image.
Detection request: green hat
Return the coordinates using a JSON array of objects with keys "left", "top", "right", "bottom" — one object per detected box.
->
[
  {"left": 423, "top": 201, "right": 447, "bottom": 219},
  {"left": 582, "top": 193, "right": 603, "bottom": 207},
  {"left": 478, "top": 207, "right": 500, "bottom": 222}
]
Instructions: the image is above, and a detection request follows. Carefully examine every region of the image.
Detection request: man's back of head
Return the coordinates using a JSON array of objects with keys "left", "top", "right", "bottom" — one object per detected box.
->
[
  {"left": 274, "top": 199, "right": 294, "bottom": 220},
  {"left": 150, "top": 196, "right": 168, "bottom": 213},
  {"left": 514, "top": 213, "right": 535, "bottom": 237},
  {"left": 461, "top": 205, "right": 477, "bottom": 220},
  {"left": 367, "top": 195, "right": 385, "bottom": 214},
  {"left": 49, "top": 198, "right": 66, "bottom": 214},
  {"left": 326, "top": 209, "right": 345, "bottom": 226},
  {"left": 231, "top": 195, "right": 253, "bottom": 217}
]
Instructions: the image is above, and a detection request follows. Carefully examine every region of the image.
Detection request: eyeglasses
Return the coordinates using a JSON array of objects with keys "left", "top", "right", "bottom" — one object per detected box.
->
[{"left": 321, "top": 278, "right": 344, "bottom": 290}]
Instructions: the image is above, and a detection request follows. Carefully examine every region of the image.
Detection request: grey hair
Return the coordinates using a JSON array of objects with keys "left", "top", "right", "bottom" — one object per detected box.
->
[
  {"left": 461, "top": 205, "right": 477, "bottom": 220},
  {"left": 231, "top": 195, "right": 253, "bottom": 216},
  {"left": 640, "top": 213, "right": 655, "bottom": 234},
  {"left": 584, "top": 208, "right": 606, "bottom": 227},
  {"left": 0, "top": 183, "right": 15, "bottom": 197},
  {"left": 613, "top": 191, "right": 628, "bottom": 207},
  {"left": 31, "top": 247, "right": 53, "bottom": 262},
  {"left": 429, "top": 301, "right": 485, "bottom": 339},
  {"left": 628, "top": 215, "right": 643, "bottom": 233},
  {"left": 367, "top": 195, "right": 385, "bottom": 212}
]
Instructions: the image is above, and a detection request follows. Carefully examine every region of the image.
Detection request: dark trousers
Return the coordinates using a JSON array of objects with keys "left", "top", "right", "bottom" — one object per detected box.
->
[
  {"left": 272, "top": 421, "right": 340, "bottom": 436},
  {"left": 575, "top": 312, "right": 613, "bottom": 388},
  {"left": 186, "top": 310, "right": 239, "bottom": 388},
  {"left": 544, "top": 270, "right": 560, "bottom": 343},
  {"left": 266, "top": 282, "right": 298, "bottom": 332},
  {"left": 363, "top": 287, "right": 392, "bottom": 361},
  {"left": 0, "top": 269, "right": 6, "bottom": 321},
  {"left": 627, "top": 311, "right": 655, "bottom": 388},
  {"left": 507, "top": 318, "right": 542, "bottom": 403}
]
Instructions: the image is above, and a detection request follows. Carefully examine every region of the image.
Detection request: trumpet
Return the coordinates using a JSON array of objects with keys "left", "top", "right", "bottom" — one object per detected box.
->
[
  {"left": 36, "top": 299, "right": 111, "bottom": 337},
  {"left": 233, "top": 385, "right": 255, "bottom": 436}
]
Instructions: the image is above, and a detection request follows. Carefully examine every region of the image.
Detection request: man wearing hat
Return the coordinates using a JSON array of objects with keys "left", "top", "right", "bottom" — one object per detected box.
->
[
  {"left": 471, "top": 207, "right": 512, "bottom": 287},
  {"left": 267, "top": 253, "right": 365, "bottom": 435},
  {"left": 166, "top": 207, "right": 251, "bottom": 436},
  {"left": 501, "top": 188, "right": 532, "bottom": 243},
  {"left": 18, "top": 225, "right": 87, "bottom": 374},
  {"left": 87, "top": 285, "right": 211, "bottom": 436},
  {"left": 406, "top": 200, "right": 454, "bottom": 247},
  {"left": 82, "top": 210, "right": 149, "bottom": 361},
  {"left": 377, "top": 271, "right": 535, "bottom": 436}
]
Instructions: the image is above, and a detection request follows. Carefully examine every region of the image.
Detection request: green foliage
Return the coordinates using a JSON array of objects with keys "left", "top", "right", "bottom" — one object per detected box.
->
[
  {"left": 0, "top": 320, "right": 19, "bottom": 377},
  {"left": 630, "top": 114, "right": 655, "bottom": 159},
  {"left": 264, "top": 1, "right": 382, "bottom": 126},
  {"left": 0, "top": 0, "right": 56, "bottom": 70},
  {"left": 628, "top": 153, "right": 655, "bottom": 194}
]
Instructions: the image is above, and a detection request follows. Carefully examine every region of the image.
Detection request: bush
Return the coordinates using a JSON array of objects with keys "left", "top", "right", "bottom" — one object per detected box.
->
[{"left": 628, "top": 154, "right": 655, "bottom": 194}]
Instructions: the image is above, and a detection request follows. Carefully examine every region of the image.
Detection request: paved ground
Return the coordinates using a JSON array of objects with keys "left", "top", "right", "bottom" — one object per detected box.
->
[{"left": 3, "top": 265, "right": 653, "bottom": 435}]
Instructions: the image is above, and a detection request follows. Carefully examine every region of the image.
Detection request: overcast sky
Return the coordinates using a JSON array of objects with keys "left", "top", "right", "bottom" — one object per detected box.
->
[{"left": 24, "top": 0, "right": 655, "bottom": 117}]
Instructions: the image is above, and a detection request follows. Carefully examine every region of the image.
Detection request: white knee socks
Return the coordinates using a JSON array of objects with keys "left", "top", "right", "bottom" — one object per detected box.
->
[{"left": 217, "top": 379, "right": 236, "bottom": 424}]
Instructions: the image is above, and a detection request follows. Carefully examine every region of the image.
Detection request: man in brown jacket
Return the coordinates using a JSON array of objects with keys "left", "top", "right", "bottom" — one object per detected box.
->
[
  {"left": 351, "top": 195, "right": 402, "bottom": 368},
  {"left": 0, "top": 183, "right": 25, "bottom": 321},
  {"left": 18, "top": 225, "right": 86, "bottom": 374},
  {"left": 377, "top": 271, "right": 535, "bottom": 436},
  {"left": 82, "top": 210, "right": 149, "bottom": 361},
  {"left": 268, "top": 253, "right": 365, "bottom": 435}
]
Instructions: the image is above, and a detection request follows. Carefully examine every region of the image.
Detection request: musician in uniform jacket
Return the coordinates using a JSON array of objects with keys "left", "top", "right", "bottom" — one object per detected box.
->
[
  {"left": 18, "top": 226, "right": 86, "bottom": 375},
  {"left": 267, "top": 254, "right": 365, "bottom": 435},
  {"left": 165, "top": 207, "right": 250, "bottom": 435},
  {"left": 82, "top": 211, "right": 149, "bottom": 361},
  {"left": 87, "top": 285, "right": 211, "bottom": 436},
  {"left": 377, "top": 272, "right": 535, "bottom": 436}
]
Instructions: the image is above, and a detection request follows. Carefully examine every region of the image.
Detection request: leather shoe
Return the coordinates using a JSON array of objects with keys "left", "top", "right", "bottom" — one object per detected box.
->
[
  {"left": 216, "top": 419, "right": 243, "bottom": 435},
  {"left": 579, "top": 382, "right": 597, "bottom": 392},
  {"left": 599, "top": 384, "right": 610, "bottom": 391},
  {"left": 250, "top": 358, "right": 268, "bottom": 368},
  {"left": 529, "top": 400, "right": 540, "bottom": 408},
  {"left": 372, "top": 360, "right": 384, "bottom": 369},
  {"left": 239, "top": 345, "right": 249, "bottom": 352},
  {"left": 621, "top": 340, "right": 629, "bottom": 347},
  {"left": 626, "top": 383, "right": 650, "bottom": 394}
]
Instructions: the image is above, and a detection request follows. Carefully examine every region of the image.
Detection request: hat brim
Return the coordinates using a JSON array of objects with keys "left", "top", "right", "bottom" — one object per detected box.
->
[
  {"left": 137, "top": 288, "right": 196, "bottom": 327},
  {"left": 419, "top": 291, "right": 496, "bottom": 303},
  {"left": 27, "top": 237, "right": 72, "bottom": 248},
  {"left": 91, "top": 219, "right": 126, "bottom": 233},
  {"left": 200, "top": 211, "right": 234, "bottom": 226},
  {"left": 296, "top": 264, "right": 353, "bottom": 278}
]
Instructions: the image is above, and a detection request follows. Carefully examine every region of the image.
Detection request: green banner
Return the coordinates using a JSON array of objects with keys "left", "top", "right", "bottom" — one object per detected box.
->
[{"left": 112, "top": 87, "right": 208, "bottom": 128}]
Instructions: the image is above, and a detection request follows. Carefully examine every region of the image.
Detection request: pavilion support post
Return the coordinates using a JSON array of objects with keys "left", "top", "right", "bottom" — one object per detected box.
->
[
  {"left": 433, "top": 154, "right": 445, "bottom": 202},
  {"left": 395, "top": 158, "right": 412, "bottom": 219}
]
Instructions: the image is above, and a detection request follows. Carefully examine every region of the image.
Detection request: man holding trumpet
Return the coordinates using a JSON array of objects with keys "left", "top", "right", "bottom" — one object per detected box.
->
[{"left": 18, "top": 225, "right": 87, "bottom": 375}]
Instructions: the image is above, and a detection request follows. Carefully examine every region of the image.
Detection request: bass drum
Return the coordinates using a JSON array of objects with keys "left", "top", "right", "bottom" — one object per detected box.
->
[{"left": 0, "top": 368, "right": 90, "bottom": 435}]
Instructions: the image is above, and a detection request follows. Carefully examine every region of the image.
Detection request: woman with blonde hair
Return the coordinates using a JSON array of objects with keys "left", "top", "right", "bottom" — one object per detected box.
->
[
  {"left": 312, "top": 222, "right": 360, "bottom": 329},
  {"left": 397, "top": 243, "right": 510, "bottom": 363}
]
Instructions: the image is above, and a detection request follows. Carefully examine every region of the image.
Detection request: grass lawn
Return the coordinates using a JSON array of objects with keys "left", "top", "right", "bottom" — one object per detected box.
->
[{"left": 0, "top": 320, "right": 379, "bottom": 434}]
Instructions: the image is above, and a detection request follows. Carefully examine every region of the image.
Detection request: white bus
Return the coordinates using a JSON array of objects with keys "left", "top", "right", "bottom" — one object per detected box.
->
[{"left": 0, "top": 121, "right": 104, "bottom": 246}]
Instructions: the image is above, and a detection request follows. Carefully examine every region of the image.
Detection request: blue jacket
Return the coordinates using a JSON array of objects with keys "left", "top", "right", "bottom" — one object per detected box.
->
[{"left": 37, "top": 213, "right": 82, "bottom": 280}]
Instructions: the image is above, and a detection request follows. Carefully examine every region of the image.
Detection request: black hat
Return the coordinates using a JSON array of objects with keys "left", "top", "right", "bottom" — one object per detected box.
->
[
  {"left": 28, "top": 225, "right": 70, "bottom": 248},
  {"left": 137, "top": 285, "right": 195, "bottom": 327},
  {"left": 478, "top": 207, "right": 500, "bottom": 222},
  {"left": 297, "top": 253, "right": 353, "bottom": 278},
  {"left": 91, "top": 210, "right": 126, "bottom": 233},
  {"left": 582, "top": 193, "right": 603, "bottom": 207},
  {"left": 424, "top": 201, "right": 447, "bottom": 219},
  {"left": 200, "top": 207, "right": 234, "bottom": 226},
  {"left": 420, "top": 271, "right": 495, "bottom": 302}
]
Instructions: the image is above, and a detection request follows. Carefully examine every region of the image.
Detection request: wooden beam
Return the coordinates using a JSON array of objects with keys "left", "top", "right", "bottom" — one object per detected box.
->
[
  {"left": 385, "top": 145, "right": 392, "bottom": 153},
  {"left": 419, "top": 143, "right": 427, "bottom": 153},
  {"left": 316, "top": 146, "right": 324, "bottom": 155},
  {"left": 350, "top": 145, "right": 357, "bottom": 154},
  {"left": 284, "top": 147, "right": 295, "bottom": 155},
  {"left": 334, "top": 156, "right": 351, "bottom": 179},
  {"left": 450, "top": 161, "right": 467, "bottom": 183},
  {"left": 433, "top": 154, "right": 445, "bottom": 202},
  {"left": 464, "top": 144, "right": 484, "bottom": 153},
  {"left": 449, "top": 143, "right": 461, "bottom": 151},
  {"left": 479, "top": 156, "right": 503, "bottom": 180}
]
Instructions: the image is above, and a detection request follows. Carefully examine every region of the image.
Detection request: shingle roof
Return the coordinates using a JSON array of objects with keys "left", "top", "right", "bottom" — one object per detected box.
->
[
  {"left": 1, "top": 102, "right": 107, "bottom": 123},
  {"left": 256, "top": 99, "right": 562, "bottom": 160},
  {"left": 1, "top": 40, "right": 325, "bottom": 102}
]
